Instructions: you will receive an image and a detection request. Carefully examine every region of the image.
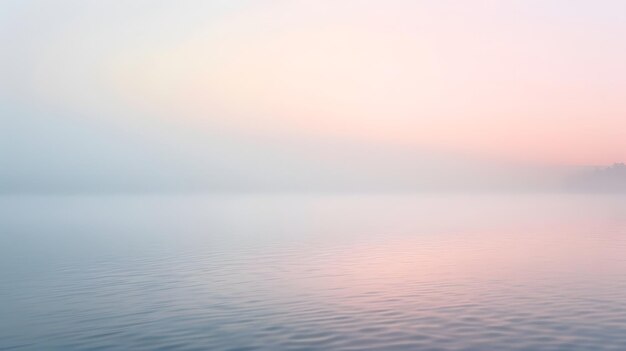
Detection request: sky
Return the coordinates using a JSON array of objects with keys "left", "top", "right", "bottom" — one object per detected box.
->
[{"left": 1, "top": 0, "right": 626, "bottom": 193}]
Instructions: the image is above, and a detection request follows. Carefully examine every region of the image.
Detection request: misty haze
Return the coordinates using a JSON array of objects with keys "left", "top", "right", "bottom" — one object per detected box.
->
[{"left": 2, "top": 1, "right": 626, "bottom": 351}]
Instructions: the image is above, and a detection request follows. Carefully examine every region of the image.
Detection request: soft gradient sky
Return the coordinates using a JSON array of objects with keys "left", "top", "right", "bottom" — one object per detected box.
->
[{"left": 2, "top": 0, "right": 625, "bottom": 192}]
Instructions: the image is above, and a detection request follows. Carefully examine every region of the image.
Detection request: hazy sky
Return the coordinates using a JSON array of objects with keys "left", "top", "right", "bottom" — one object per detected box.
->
[{"left": 2, "top": 1, "right": 625, "bottom": 192}]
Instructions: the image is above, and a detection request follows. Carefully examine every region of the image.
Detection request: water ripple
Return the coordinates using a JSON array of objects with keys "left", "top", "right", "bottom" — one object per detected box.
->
[{"left": 2, "top": 194, "right": 626, "bottom": 350}]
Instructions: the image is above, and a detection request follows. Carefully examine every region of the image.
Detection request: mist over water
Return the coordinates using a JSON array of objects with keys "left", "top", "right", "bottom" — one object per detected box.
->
[
  {"left": 2, "top": 194, "right": 626, "bottom": 350},
  {"left": 3, "top": 1, "right": 626, "bottom": 350}
]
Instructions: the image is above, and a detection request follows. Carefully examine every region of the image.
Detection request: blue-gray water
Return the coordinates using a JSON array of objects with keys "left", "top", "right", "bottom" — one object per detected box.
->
[{"left": 2, "top": 194, "right": 626, "bottom": 351}]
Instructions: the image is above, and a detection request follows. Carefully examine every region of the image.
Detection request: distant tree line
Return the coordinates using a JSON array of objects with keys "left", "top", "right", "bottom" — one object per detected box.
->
[{"left": 572, "top": 163, "right": 626, "bottom": 192}]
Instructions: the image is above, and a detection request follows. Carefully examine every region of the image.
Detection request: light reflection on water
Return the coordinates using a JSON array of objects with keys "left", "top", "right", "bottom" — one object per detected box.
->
[{"left": 1, "top": 194, "right": 626, "bottom": 350}]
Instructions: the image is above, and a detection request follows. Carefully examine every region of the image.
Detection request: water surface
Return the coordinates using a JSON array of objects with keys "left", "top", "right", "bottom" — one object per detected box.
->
[{"left": 2, "top": 194, "right": 626, "bottom": 350}]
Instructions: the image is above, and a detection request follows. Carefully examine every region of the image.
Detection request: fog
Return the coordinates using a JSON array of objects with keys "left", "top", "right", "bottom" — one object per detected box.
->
[
  {"left": 2, "top": 0, "right": 625, "bottom": 194},
  {"left": 1, "top": 108, "right": 583, "bottom": 194}
]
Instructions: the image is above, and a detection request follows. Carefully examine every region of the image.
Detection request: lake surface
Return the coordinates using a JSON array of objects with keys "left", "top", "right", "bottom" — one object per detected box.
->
[{"left": 2, "top": 194, "right": 626, "bottom": 350}]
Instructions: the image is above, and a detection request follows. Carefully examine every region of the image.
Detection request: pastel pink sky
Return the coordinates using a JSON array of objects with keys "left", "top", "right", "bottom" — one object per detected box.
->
[{"left": 2, "top": 0, "right": 626, "bottom": 175}]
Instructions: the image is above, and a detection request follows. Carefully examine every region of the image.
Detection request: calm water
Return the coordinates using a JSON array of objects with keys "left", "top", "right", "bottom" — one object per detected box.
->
[{"left": 2, "top": 194, "right": 626, "bottom": 351}]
